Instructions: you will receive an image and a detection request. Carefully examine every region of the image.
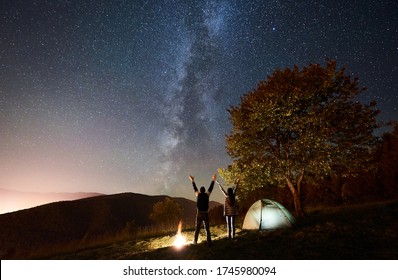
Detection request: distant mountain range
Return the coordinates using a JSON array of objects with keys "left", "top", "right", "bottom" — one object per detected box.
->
[
  {"left": 0, "top": 192, "right": 221, "bottom": 259},
  {"left": 0, "top": 188, "right": 103, "bottom": 214}
]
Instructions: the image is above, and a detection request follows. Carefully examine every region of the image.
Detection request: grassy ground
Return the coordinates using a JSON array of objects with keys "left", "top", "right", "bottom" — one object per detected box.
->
[{"left": 52, "top": 199, "right": 398, "bottom": 260}]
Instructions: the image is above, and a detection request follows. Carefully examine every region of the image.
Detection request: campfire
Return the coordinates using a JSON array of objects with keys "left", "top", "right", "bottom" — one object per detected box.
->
[{"left": 173, "top": 220, "right": 186, "bottom": 249}]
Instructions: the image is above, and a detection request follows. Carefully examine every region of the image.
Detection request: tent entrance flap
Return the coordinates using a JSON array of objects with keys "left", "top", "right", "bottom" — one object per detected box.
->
[{"left": 243, "top": 199, "right": 296, "bottom": 230}]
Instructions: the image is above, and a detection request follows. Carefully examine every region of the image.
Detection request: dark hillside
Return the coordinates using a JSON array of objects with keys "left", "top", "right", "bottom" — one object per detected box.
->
[
  {"left": 53, "top": 199, "right": 398, "bottom": 260},
  {"left": 130, "top": 200, "right": 398, "bottom": 260},
  {"left": 0, "top": 192, "right": 220, "bottom": 259}
]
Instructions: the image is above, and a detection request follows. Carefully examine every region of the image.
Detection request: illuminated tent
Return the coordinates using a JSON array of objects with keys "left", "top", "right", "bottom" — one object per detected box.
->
[{"left": 242, "top": 199, "right": 296, "bottom": 230}]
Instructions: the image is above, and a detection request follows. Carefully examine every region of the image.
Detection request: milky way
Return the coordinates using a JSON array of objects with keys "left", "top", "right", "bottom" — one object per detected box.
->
[{"left": 1, "top": 0, "right": 397, "bottom": 203}]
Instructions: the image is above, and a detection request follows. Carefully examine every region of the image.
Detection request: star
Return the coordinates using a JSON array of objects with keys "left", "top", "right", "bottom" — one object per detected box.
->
[{"left": 0, "top": 0, "right": 396, "bottom": 208}]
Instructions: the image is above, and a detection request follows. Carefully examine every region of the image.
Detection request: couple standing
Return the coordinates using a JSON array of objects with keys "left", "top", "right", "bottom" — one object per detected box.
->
[{"left": 189, "top": 173, "right": 239, "bottom": 245}]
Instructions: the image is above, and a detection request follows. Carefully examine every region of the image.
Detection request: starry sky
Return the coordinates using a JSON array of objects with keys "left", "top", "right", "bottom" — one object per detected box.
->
[{"left": 1, "top": 0, "right": 397, "bottom": 204}]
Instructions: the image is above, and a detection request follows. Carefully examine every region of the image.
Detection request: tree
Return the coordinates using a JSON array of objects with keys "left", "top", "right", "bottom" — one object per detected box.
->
[
  {"left": 379, "top": 122, "right": 398, "bottom": 197},
  {"left": 149, "top": 197, "right": 184, "bottom": 227},
  {"left": 222, "top": 61, "right": 380, "bottom": 217}
]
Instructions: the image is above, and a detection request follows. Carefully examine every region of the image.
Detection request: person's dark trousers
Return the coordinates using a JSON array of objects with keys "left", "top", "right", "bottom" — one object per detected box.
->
[
  {"left": 226, "top": 215, "right": 235, "bottom": 239},
  {"left": 194, "top": 212, "right": 211, "bottom": 244}
]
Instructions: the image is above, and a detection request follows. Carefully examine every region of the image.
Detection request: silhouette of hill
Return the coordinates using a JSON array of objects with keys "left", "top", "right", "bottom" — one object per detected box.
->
[
  {"left": 0, "top": 192, "right": 221, "bottom": 259},
  {"left": 54, "top": 200, "right": 398, "bottom": 260},
  {"left": 0, "top": 188, "right": 103, "bottom": 214}
]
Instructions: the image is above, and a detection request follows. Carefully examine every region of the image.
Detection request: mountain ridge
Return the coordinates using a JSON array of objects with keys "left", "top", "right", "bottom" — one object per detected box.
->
[
  {"left": 0, "top": 187, "right": 103, "bottom": 214},
  {"left": 0, "top": 192, "right": 221, "bottom": 259}
]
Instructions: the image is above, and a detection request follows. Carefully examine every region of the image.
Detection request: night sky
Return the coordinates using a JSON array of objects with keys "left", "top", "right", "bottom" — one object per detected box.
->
[{"left": 1, "top": 0, "right": 397, "bottom": 204}]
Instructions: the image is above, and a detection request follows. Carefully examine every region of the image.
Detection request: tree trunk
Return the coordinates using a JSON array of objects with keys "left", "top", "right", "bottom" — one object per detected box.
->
[
  {"left": 293, "top": 190, "right": 304, "bottom": 217},
  {"left": 285, "top": 177, "right": 305, "bottom": 217}
]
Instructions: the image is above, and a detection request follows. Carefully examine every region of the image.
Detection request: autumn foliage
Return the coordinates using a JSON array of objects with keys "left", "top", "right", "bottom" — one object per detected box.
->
[{"left": 222, "top": 61, "right": 380, "bottom": 217}]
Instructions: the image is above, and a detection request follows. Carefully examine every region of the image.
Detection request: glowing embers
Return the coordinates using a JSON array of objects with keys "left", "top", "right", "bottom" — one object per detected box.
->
[{"left": 173, "top": 220, "right": 186, "bottom": 249}]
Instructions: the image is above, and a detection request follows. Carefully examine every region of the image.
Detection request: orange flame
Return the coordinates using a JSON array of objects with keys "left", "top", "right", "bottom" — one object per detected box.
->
[
  {"left": 177, "top": 220, "right": 183, "bottom": 234},
  {"left": 173, "top": 220, "right": 186, "bottom": 249}
]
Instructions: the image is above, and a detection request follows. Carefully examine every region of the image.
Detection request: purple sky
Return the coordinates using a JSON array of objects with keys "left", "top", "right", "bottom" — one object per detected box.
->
[{"left": 1, "top": 0, "right": 397, "bottom": 206}]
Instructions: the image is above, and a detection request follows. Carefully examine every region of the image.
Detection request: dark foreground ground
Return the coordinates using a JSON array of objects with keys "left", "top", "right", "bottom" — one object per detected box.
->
[{"left": 54, "top": 199, "right": 398, "bottom": 260}]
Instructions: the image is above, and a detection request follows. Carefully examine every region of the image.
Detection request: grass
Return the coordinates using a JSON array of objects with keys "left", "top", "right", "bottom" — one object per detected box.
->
[
  {"left": 0, "top": 193, "right": 203, "bottom": 259},
  {"left": 51, "top": 199, "right": 398, "bottom": 260}
]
